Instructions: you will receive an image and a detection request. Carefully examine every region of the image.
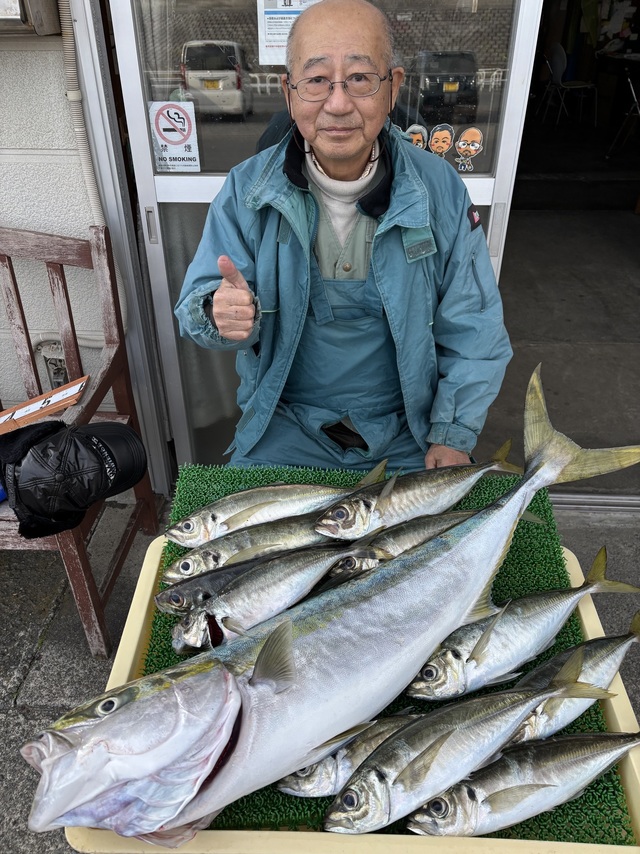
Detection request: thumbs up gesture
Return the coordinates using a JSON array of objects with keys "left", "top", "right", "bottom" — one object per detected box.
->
[{"left": 211, "top": 256, "right": 256, "bottom": 341}]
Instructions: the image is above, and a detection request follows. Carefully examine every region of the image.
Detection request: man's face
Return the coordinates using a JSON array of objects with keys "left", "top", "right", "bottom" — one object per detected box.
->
[
  {"left": 281, "top": 0, "right": 404, "bottom": 181},
  {"left": 455, "top": 128, "right": 483, "bottom": 158},
  {"left": 429, "top": 131, "right": 452, "bottom": 154}
]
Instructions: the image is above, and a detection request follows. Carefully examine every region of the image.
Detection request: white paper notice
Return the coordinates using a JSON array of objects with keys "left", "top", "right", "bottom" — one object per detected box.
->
[{"left": 257, "top": 0, "right": 323, "bottom": 65}]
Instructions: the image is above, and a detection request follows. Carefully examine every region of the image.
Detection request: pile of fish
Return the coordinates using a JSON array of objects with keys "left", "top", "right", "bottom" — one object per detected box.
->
[{"left": 20, "top": 366, "right": 640, "bottom": 847}]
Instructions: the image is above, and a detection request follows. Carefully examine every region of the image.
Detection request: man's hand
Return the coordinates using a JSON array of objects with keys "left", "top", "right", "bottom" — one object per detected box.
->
[
  {"left": 211, "top": 255, "right": 256, "bottom": 340},
  {"left": 425, "top": 444, "right": 471, "bottom": 469}
]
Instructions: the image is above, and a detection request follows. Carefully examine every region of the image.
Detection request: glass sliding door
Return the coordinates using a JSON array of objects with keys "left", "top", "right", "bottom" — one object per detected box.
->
[{"left": 110, "top": 0, "right": 543, "bottom": 465}]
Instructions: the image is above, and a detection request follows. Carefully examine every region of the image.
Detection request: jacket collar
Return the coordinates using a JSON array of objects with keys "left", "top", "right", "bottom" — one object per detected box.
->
[
  {"left": 283, "top": 126, "right": 393, "bottom": 217},
  {"left": 246, "top": 121, "right": 429, "bottom": 230}
]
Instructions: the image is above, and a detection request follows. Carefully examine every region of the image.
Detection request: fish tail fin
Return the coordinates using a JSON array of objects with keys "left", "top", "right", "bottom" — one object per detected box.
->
[
  {"left": 585, "top": 546, "right": 640, "bottom": 594},
  {"left": 524, "top": 365, "right": 640, "bottom": 484},
  {"left": 491, "top": 439, "right": 523, "bottom": 475}
]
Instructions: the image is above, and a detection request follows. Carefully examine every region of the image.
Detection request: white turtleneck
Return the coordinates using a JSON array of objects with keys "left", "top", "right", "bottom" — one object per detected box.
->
[{"left": 304, "top": 141, "right": 379, "bottom": 246}]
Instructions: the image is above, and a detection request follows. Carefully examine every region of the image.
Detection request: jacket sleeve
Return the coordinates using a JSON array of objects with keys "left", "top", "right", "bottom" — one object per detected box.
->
[
  {"left": 174, "top": 172, "right": 261, "bottom": 351},
  {"left": 426, "top": 170, "right": 512, "bottom": 452}
]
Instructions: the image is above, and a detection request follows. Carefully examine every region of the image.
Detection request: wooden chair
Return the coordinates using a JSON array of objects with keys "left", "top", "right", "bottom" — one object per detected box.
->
[{"left": 0, "top": 225, "right": 159, "bottom": 657}]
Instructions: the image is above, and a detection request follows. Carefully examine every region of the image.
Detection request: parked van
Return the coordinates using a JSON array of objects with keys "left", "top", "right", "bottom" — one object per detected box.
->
[{"left": 180, "top": 40, "right": 254, "bottom": 119}]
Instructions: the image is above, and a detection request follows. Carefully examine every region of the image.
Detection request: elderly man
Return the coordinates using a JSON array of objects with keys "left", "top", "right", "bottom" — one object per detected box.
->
[{"left": 175, "top": 0, "right": 511, "bottom": 471}]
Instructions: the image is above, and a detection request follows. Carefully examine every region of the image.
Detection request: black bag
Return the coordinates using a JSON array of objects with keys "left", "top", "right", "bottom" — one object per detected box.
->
[{"left": 0, "top": 421, "right": 147, "bottom": 539}]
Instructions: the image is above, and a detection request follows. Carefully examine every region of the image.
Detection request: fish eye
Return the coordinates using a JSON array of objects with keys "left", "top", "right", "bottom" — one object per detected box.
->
[
  {"left": 332, "top": 507, "right": 349, "bottom": 521},
  {"left": 181, "top": 520, "right": 194, "bottom": 532},
  {"left": 342, "top": 557, "right": 356, "bottom": 570},
  {"left": 427, "top": 797, "right": 449, "bottom": 818},
  {"left": 169, "top": 592, "right": 185, "bottom": 607},
  {"left": 341, "top": 789, "right": 359, "bottom": 810},
  {"left": 295, "top": 764, "right": 318, "bottom": 778},
  {"left": 421, "top": 663, "right": 439, "bottom": 681},
  {"left": 179, "top": 560, "right": 194, "bottom": 575},
  {"left": 97, "top": 697, "right": 119, "bottom": 716}
]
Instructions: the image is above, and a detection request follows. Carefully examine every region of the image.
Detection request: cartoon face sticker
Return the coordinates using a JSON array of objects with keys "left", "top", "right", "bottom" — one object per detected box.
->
[
  {"left": 428, "top": 123, "right": 454, "bottom": 157},
  {"left": 454, "top": 127, "right": 483, "bottom": 172},
  {"left": 406, "top": 123, "right": 429, "bottom": 149}
]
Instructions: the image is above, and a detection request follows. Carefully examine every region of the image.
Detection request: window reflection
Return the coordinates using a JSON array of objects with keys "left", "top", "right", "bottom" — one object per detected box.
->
[{"left": 133, "top": 0, "right": 514, "bottom": 174}]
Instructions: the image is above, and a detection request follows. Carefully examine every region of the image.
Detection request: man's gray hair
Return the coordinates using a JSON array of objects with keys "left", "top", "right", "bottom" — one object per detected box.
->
[{"left": 285, "top": 1, "right": 399, "bottom": 72}]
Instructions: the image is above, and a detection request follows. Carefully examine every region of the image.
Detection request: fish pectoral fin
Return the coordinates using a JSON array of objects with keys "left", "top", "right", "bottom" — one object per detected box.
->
[
  {"left": 223, "top": 502, "right": 278, "bottom": 530},
  {"left": 468, "top": 602, "right": 511, "bottom": 665},
  {"left": 393, "top": 730, "right": 455, "bottom": 789},
  {"left": 482, "top": 783, "right": 556, "bottom": 813},
  {"left": 221, "top": 617, "right": 249, "bottom": 637},
  {"left": 311, "top": 722, "right": 376, "bottom": 757},
  {"left": 226, "top": 543, "right": 285, "bottom": 565},
  {"left": 374, "top": 473, "right": 399, "bottom": 517},
  {"left": 249, "top": 619, "right": 295, "bottom": 694},
  {"left": 356, "top": 459, "right": 388, "bottom": 486},
  {"left": 352, "top": 527, "right": 388, "bottom": 547},
  {"left": 520, "top": 509, "right": 545, "bottom": 524},
  {"left": 464, "top": 582, "right": 500, "bottom": 624},
  {"left": 483, "top": 671, "right": 522, "bottom": 686}
]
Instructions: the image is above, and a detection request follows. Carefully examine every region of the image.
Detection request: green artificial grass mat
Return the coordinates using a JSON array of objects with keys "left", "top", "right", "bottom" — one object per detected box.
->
[{"left": 142, "top": 465, "right": 637, "bottom": 845}]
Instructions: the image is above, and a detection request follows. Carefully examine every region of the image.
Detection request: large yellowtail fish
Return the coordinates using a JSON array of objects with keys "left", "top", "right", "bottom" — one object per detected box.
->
[{"left": 21, "top": 367, "right": 640, "bottom": 846}]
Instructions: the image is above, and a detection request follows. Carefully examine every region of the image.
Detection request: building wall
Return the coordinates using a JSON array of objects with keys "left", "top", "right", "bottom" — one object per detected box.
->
[{"left": 0, "top": 36, "right": 109, "bottom": 408}]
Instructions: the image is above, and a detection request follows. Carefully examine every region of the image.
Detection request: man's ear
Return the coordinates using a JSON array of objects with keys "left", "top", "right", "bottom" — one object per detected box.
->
[{"left": 281, "top": 74, "right": 294, "bottom": 120}]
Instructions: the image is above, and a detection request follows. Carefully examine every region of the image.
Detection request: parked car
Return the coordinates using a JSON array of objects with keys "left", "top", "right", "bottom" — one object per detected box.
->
[
  {"left": 180, "top": 40, "right": 254, "bottom": 120},
  {"left": 398, "top": 50, "right": 478, "bottom": 126}
]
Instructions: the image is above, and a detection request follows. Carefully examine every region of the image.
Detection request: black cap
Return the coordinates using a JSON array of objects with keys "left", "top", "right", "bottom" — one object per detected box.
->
[{"left": 0, "top": 421, "right": 148, "bottom": 539}]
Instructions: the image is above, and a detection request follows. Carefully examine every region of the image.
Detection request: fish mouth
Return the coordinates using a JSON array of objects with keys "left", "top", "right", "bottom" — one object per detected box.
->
[
  {"left": 315, "top": 520, "right": 340, "bottom": 537},
  {"left": 406, "top": 818, "right": 431, "bottom": 835}
]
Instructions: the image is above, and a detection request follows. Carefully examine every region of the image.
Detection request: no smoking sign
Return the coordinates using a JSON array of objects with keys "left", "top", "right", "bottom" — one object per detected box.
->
[{"left": 149, "top": 101, "right": 200, "bottom": 172}]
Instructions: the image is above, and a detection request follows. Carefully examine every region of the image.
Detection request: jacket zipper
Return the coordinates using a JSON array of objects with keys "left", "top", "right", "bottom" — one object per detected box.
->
[{"left": 471, "top": 252, "right": 487, "bottom": 312}]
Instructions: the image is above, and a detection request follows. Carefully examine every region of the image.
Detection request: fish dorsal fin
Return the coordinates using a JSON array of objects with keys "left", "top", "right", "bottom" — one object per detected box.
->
[
  {"left": 250, "top": 619, "right": 295, "bottom": 694},
  {"left": 465, "top": 582, "right": 500, "bottom": 624},
  {"left": 226, "top": 543, "right": 285, "bottom": 565},
  {"left": 394, "top": 730, "right": 455, "bottom": 788},
  {"left": 629, "top": 609, "right": 640, "bottom": 638},
  {"left": 223, "top": 502, "right": 280, "bottom": 530},
  {"left": 312, "top": 722, "right": 375, "bottom": 756},
  {"left": 546, "top": 648, "right": 614, "bottom": 703},
  {"left": 491, "top": 439, "right": 523, "bottom": 475},
  {"left": 483, "top": 783, "right": 556, "bottom": 812},
  {"left": 356, "top": 459, "right": 388, "bottom": 486},
  {"left": 468, "top": 603, "right": 511, "bottom": 664},
  {"left": 550, "top": 646, "right": 585, "bottom": 687},
  {"left": 585, "top": 546, "right": 607, "bottom": 584},
  {"left": 521, "top": 510, "right": 544, "bottom": 524}
]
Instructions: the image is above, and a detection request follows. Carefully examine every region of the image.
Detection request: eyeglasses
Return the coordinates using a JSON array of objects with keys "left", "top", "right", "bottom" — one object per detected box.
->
[
  {"left": 458, "top": 141, "right": 482, "bottom": 150},
  {"left": 287, "top": 71, "right": 391, "bottom": 102}
]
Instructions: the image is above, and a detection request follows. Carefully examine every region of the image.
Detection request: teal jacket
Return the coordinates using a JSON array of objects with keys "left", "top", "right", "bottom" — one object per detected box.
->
[{"left": 175, "top": 123, "right": 512, "bottom": 457}]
